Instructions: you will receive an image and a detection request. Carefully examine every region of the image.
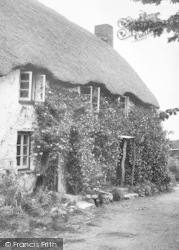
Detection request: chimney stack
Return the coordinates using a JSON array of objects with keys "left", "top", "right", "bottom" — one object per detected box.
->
[{"left": 94, "top": 24, "right": 113, "bottom": 47}]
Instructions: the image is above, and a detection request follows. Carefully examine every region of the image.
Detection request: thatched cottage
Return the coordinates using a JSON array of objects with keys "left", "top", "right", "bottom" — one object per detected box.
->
[{"left": 0, "top": 0, "right": 159, "bottom": 192}]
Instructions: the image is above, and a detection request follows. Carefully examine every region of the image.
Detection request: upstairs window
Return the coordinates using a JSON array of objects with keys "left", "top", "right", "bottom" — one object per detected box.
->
[
  {"left": 19, "top": 72, "right": 32, "bottom": 101},
  {"left": 80, "top": 86, "right": 100, "bottom": 112},
  {"left": 19, "top": 71, "right": 46, "bottom": 102},
  {"left": 118, "top": 96, "right": 129, "bottom": 117},
  {"left": 16, "top": 132, "right": 31, "bottom": 170},
  {"left": 33, "top": 75, "right": 46, "bottom": 102}
]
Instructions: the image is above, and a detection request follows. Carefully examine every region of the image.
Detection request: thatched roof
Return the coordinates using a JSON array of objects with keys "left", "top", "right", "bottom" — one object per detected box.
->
[{"left": 0, "top": 0, "right": 159, "bottom": 107}]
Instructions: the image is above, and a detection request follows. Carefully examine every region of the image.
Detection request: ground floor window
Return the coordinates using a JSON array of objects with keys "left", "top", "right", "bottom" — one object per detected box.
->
[{"left": 16, "top": 132, "right": 31, "bottom": 170}]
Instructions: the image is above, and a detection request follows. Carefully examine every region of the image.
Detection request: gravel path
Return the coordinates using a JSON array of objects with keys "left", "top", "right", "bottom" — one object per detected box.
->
[{"left": 64, "top": 185, "right": 179, "bottom": 250}]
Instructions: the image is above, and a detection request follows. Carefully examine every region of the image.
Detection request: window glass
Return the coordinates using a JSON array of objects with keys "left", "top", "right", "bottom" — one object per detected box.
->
[
  {"left": 35, "top": 75, "right": 43, "bottom": 83},
  {"left": 81, "top": 87, "right": 91, "bottom": 95},
  {"left": 17, "top": 135, "right": 21, "bottom": 145},
  {"left": 23, "top": 157, "right": 27, "bottom": 166},
  {"left": 17, "top": 146, "right": 21, "bottom": 156},
  {"left": 92, "top": 87, "right": 98, "bottom": 103},
  {"left": 24, "top": 135, "right": 28, "bottom": 144},
  {"left": 17, "top": 157, "right": 20, "bottom": 166},
  {"left": 20, "top": 90, "right": 29, "bottom": 98},
  {"left": 34, "top": 74, "right": 45, "bottom": 102},
  {"left": 19, "top": 71, "right": 32, "bottom": 101},
  {"left": 21, "top": 73, "right": 30, "bottom": 81},
  {"left": 23, "top": 146, "right": 28, "bottom": 155},
  {"left": 80, "top": 86, "right": 100, "bottom": 112},
  {"left": 20, "top": 72, "right": 45, "bottom": 102},
  {"left": 20, "top": 82, "right": 29, "bottom": 89},
  {"left": 16, "top": 133, "right": 30, "bottom": 169}
]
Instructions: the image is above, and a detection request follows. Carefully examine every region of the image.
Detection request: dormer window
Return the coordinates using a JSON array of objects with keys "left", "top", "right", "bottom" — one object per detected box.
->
[
  {"left": 118, "top": 96, "right": 129, "bottom": 117},
  {"left": 79, "top": 86, "right": 100, "bottom": 112},
  {"left": 19, "top": 71, "right": 46, "bottom": 102}
]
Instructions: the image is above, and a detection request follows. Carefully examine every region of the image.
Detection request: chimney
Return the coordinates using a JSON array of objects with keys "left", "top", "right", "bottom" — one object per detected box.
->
[{"left": 94, "top": 24, "right": 113, "bottom": 47}]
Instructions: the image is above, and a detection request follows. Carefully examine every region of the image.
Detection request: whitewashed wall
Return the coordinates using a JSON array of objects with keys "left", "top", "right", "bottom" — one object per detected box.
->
[{"left": 0, "top": 70, "right": 36, "bottom": 189}]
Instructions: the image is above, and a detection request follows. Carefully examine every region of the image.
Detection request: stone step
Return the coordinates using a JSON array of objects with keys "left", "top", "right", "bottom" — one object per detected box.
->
[
  {"left": 124, "top": 193, "right": 139, "bottom": 200},
  {"left": 76, "top": 201, "right": 95, "bottom": 210},
  {"left": 115, "top": 187, "right": 129, "bottom": 194},
  {"left": 63, "top": 194, "right": 83, "bottom": 202}
]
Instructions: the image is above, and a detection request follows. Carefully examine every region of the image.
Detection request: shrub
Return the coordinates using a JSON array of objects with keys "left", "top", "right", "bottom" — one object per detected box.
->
[
  {"left": 32, "top": 84, "right": 171, "bottom": 194},
  {"left": 0, "top": 172, "right": 20, "bottom": 206}
]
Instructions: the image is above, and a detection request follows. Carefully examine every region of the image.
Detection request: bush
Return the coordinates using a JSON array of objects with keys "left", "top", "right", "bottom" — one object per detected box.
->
[
  {"left": 0, "top": 174, "right": 67, "bottom": 233},
  {"left": 32, "top": 84, "right": 172, "bottom": 194},
  {"left": 0, "top": 172, "right": 20, "bottom": 207}
]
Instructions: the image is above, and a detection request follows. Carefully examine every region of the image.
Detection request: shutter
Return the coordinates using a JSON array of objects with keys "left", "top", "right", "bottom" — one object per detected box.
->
[{"left": 34, "top": 74, "right": 46, "bottom": 102}]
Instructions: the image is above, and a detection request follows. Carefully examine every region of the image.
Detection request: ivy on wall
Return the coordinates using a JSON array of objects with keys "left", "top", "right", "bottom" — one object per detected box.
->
[{"left": 32, "top": 82, "right": 170, "bottom": 194}]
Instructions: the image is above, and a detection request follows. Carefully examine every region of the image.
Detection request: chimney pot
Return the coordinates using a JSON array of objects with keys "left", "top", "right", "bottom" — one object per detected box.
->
[{"left": 94, "top": 24, "right": 113, "bottom": 47}]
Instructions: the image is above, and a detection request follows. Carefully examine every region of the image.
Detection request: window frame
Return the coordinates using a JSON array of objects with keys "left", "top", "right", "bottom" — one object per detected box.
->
[
  {"left": 16, "top": 132, "right": 31, "bottom": 170},
  {"left": 19, "top": 71, "right": 46, "bottom": 103},
  {"left": 92, "top": 87, "right": 100, "bottom": 113},
  {"left": 19, "top": 71, "right": 33, "bottom": 102},
  {"left": 118, "top": 96, "right": 129, "bottom": 117},
  {"left": 79, "top": 86, "right": 100, "bottom": 112},
  {"left": 33, "top": 74, "right": 46, "bottom": 102}
]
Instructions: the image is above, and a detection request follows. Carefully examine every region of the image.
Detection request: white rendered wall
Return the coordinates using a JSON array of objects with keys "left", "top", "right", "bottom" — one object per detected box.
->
[{"left": 0, "top": 69, "right": 36, "bottom": 175}]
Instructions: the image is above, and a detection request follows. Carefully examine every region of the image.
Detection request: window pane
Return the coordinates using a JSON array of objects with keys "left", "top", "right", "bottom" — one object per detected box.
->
[
  {"left": 17, "top": 135, "right": 21, "bottom": 144},
  {"left": 92, "top": 94, "right": 98, "bottom": 103},
  {"left": 20, "top": 90, "right": 29, "bottom": 98},
  {"left": 20, "top": 82, "right": 29, "bottom": 89},
  {"left": 34, "top": 75, "right": 45, "bottom": 102},
  {"left": 81, "top": 87, "right": 91, "bottom": 95},
  {"left": 120, "top": 97, "right": 126, "bottom": 103},
  {"left": 35, "top": 84, "right": 43, "bottom": 92},
  {"left": 93, "top": 87, "right": 98, "bottom": 97},
  {"left": 23, "top": 157, "right": 27, "bottom": 166},
  {"left": 34, "top": 93, "right": 43, "bottom": 101},
  {"left": 82, "top": 95, "right": 91, "bottom": 102},
  {"left": 17, "top": 157, "right": 20, "bottom": 166},
  {"left": 17, "top": 146, "right": 21, "bottom": 156},
  {"left": 120, "top": 102, "right": 125, "bottom": 108},
  {"left": 35, "top": 75, "right": 43, "bottom": 84},
  {"left": 21, "top": 73, "right": 30, "bottom": 81},
  {"left": 93, "top": 103, "right": 98, "bottom": 110},
  {"left": 23, "top": 146, "right": 28, "bottom": 155},
  {"left": 17, "top": 133, "right": 30, "bottom": 169},
  {"left": 24, "top": 135, "right": 28, "bottom": 144}
]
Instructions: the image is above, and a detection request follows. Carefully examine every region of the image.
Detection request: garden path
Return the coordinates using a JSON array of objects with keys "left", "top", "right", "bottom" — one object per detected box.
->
[{"left": 64, "top": 185, "right": 179, "bottom": 250}]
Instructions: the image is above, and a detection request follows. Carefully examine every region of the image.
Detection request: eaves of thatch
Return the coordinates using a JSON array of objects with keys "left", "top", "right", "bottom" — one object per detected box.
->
[{"left": 0, "top": 0, "right": 159, "bottom": 107}]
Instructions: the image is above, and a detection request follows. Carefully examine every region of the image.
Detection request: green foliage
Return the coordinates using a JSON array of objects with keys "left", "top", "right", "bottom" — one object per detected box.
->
[
  {"left": 128, "top": 106, "right": 170, "bottom": 184},
  {"left": 128, "top": 1, "right": 179, "bottom": 42},
  {"left": 66, "top": 126, "right": 82, "bottom": 194},
  {"left": 158, "top": 108, "right": 179, "bottom": 121},
  {"left": 0, "top": 173, "right": 67, "bottom": 233},
  {"left": 21, "top": 197, "right": 44, "bottom": 217},
  {"left": 0, "top": 172, "right": 21, "bottom": 206},
  {"left": 32, "top": 82, "right": 171, "bottom": 194},
  {"left": 132, "top": 0, "right": 179, "bottom": 4}
]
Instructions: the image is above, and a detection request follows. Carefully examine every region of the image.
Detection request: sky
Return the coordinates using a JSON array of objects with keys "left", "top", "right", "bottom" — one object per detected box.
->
[{"left": 38, "top": 0, "right": 179, "bottom": 140}]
